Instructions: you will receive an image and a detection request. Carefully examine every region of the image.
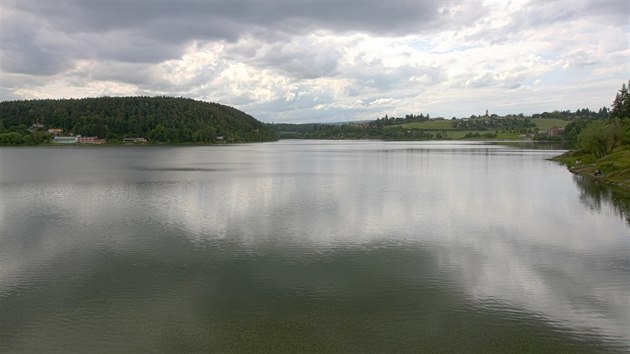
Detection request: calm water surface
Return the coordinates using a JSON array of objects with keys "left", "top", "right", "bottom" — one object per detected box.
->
[{"left": 1, "top": 141, "right": 628, "bottom": 353}]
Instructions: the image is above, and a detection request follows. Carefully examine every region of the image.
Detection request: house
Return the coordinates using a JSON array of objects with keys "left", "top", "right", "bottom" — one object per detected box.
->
[
  {"left": 53, "top": 136, "right": 78, "bottom": 144},
  {"left": 547, "top": 126, "right": 565, "bottom": 137},
  {"left": 77, "top": 136, "right": 102, "bottom": 144},
  {"left": 123, "top": 137, "right": 148, "bottom": 144},
  {"left": 48, "top": 128, "right": 63, "bottom": 135},
  {"left": 30, "top": 123, "right": 45, "bottom": 131},
  {"left": 78, "top": 136, "right": 96, "bottom": 143}
]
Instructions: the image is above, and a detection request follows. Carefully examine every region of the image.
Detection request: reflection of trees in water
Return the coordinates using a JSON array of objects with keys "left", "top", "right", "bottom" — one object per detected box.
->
[
  {"left": 573, "top": 175, "right": 630, "bottom": 226},
  {"left": 494, "top": 141, "right": 569, "bottom": 150}
]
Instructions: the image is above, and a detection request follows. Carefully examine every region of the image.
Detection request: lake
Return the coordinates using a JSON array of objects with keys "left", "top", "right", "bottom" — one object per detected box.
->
[{"left": 0, "top": 141, "right": 628, "bottom": 353}]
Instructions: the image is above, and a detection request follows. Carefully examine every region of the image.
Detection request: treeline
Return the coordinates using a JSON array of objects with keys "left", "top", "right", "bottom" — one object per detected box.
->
[
  {"left": 368, "top": 113, "right": 431, "bottom": 127},
  {"left": 532, "top": 107, "right": 611, "bottom": 147},
  {"left": 269, "top": 123, "right": 381, "bottom": 140},
  {"left": 268, "top": 105, "right": 617, "bottom": 142},
  {"left": 532, "top": 107, "right": 609, "bottom": 120},
  {"left": 456, "top": 108, "right": 610, "bottom": 142},
  {"left": 0, "top": 96, "right": 276, "bottom": 144},
  {"left": 269, "top": 112, "right": 448, "bottom": 140},
  {"left": 539, "top": 102, "right": 626, "bottom": 149},
  {"left": 267, "top": 122, "right": 447, "bottom": 140}
]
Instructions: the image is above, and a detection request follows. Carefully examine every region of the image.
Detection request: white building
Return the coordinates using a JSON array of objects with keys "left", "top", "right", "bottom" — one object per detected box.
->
[{"left": 53, "top": 136, "right": 79, "bottom": 144}]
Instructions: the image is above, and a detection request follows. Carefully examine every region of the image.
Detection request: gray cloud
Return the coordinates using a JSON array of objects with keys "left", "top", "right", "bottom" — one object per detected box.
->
[
  {"left": 582, "top": 0, "right": 630, "bottom": 24},
  {"left": 14, "top": 0, "right": 456, "bottom": 36},
  {"left": 227, "top": 35, "right": 343, "bottom": 79},
  {"left": 0, "top": 0, "right": 627, "bottom": 120},
  {"left": 0, "top": 87, "right": 21, "bottom": 101},
  {"left": 462, "top": 1, "right": 628, "bottom": 46},
  {"left": 464, "top": 72, "right": 496, "bottom": 88},
  {"left": 0, "top": 41, "right": 68, "bottom": 76},
  {"left": 0, "top": 8, "right": 73, "bottom": 75},
  {"left": 1, "top": 0, "right": 463, "bottom": 76}
]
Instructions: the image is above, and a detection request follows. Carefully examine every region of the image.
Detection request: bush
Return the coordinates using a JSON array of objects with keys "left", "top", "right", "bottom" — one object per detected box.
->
[
  {"left": 577, "top": 122, "right": 620, "bottom": 157},
  {"left": 0, "top": 132, "right": 25, "bottom": 145}
]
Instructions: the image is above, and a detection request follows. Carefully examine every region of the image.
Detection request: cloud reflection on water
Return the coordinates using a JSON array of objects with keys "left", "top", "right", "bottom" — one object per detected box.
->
[{"left": 0, "top": 142, "right": 628, "bottom": 350}]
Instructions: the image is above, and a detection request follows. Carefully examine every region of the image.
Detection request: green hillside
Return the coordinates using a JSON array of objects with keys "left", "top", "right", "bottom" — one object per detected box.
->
[
  {"left": 531, "top": 118, "right": 569, "bottom": 130},
  {"left": 0, "top": 96, "right": 276, "bottom": 144},
  {"left": 398, "top": 117, "right": 569, "bottom": 132},
  {"left": 266, "top": 106, "right": 611, "bottom": 142}
]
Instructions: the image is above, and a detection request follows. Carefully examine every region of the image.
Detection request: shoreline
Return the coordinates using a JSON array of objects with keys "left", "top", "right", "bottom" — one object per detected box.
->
[
  {"left": 550, "top": 150, "right": 630, "bottom": 191},
  {"left": 0, "top": 139, "right": 280, "bottom": 147},
  {"left": 0, "top": 137, "right": 561, "bottom": 147}
]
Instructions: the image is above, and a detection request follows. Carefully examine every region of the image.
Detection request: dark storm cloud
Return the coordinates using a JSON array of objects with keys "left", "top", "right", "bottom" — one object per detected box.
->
[
  {"left": 1, "top": 0, "right": 462, "bottom": 76},
  {"left": 15, "top": 0, "right": 454, "bottom": 37}
]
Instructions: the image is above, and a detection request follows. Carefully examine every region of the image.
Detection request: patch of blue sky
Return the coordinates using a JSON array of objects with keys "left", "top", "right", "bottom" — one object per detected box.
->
[{"left": 406, "top": 37, "right": 438, "bottom": 52}]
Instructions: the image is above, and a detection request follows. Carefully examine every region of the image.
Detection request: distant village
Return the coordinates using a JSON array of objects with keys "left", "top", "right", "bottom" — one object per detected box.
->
[{"left": 31, "top": 124, "right": 147, "bottom": 144}]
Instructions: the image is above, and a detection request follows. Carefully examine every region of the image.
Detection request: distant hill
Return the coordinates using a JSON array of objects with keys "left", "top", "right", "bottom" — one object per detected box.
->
[
  {"left": 266, "top": 111, "right": 607, "bottom": 142},
  {"left": 0, "top": 96, "right": 277, "bottom": 144}
]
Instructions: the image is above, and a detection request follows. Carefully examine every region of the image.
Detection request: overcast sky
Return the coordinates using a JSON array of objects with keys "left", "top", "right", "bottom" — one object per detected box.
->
[{"left": 1, "top": 0, "right": 628, "bottom": 123}]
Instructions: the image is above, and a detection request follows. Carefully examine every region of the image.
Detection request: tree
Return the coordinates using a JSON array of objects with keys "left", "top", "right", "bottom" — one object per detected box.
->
[
  {"left": 31, "top": 131, "right": 50, "bottom": 144},
  {"left": 610, "top": 80, "right": 630, "bottom": 123},
  {"left": 0, "top": 132, "right": 24, "bottom": 145},
  {"left": 577, "top": 122, "right": 618, "bottom": 157},
  {"left": 610, "top": 80, "right": 630, "bottom": 145},
  {"left": 148, "top": 124, "right": 168, "bottom": 142},
  {"left": 564, "top": 121, "right": 588, "bottom": 148}
]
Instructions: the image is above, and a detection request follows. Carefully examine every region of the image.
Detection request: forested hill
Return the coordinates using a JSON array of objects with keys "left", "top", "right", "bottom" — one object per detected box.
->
[{"left": 0, "top": 96, "right": 277, "bottom": 144}]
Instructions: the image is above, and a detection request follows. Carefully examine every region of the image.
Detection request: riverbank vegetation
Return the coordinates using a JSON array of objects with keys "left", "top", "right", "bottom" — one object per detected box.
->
[
  {"left": 0, "top": 96, "right": 276, "bottom": 145},
  {"left": 552, "top": 81, "right": 630, "bottom": 189},
  {"left": 267, "top": 111, "right": 605, "bottom": 142}
]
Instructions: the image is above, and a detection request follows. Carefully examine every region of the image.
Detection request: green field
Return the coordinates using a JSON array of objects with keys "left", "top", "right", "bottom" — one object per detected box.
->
[
  {"left": 387, "top": 119, "right": 530, "bottom": 140},
  {"left": 348, "top": 117, "right": 573, "bottom": 141},
  {"left": 531, "top": 118, "right": 570, "bottom": 130},
  {"left": 395, "top": 118, "right": 569, "bottom": 131},
  {"left": 378, "top": 117, "right": 570, "bottom": 140}
]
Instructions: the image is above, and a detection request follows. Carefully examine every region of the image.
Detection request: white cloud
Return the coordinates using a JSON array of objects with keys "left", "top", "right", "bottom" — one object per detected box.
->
[{"left": 0, "top": 0, "right": 628, "bottom": 122}]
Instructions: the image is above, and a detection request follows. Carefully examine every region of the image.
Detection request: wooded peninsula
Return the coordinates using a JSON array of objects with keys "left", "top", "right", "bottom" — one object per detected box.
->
[{"left": 0, "top": 96, "right": 277, "bottom": 144}]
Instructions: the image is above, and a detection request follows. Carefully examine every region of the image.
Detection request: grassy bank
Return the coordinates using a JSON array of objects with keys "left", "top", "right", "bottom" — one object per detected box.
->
[{"left": 551, "top": 147, "right": 630, "bottom": 190}]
